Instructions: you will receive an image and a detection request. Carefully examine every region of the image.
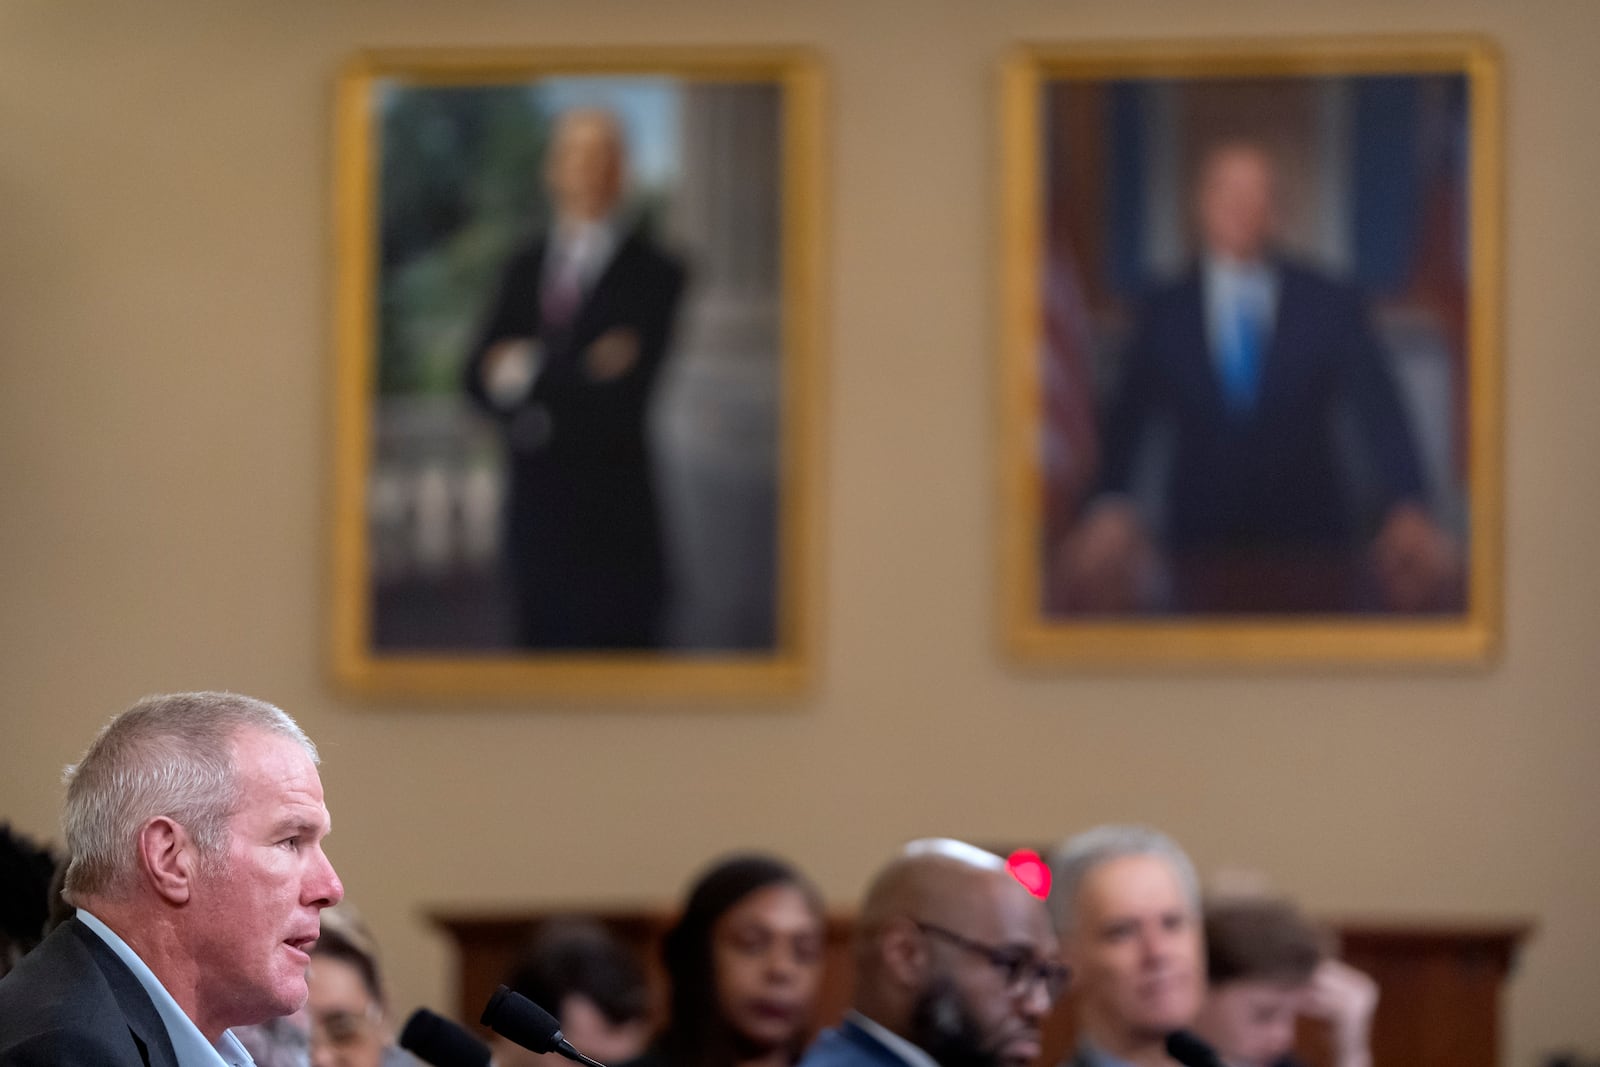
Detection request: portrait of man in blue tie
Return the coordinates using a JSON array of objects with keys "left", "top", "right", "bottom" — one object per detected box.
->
[{"left": 1049, "top": 134, "right": 1464, "bottom": 615}]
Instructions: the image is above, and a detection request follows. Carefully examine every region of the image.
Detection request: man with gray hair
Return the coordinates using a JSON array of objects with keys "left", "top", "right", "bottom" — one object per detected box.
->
[
  {"left": 1048, "top": 826, "right": 1205, "bottom": 1067},
  {"left": 798, "top": 838, "right": 1066, "bottom": 1067},
  {"left": 0, "top": 692, "right": 344, "bottom": 1065}
]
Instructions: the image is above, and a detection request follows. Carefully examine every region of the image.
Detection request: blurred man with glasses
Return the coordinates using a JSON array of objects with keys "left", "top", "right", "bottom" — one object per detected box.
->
[{"left": 798, "top": 839, "right": 1065, "bottom": 1067}]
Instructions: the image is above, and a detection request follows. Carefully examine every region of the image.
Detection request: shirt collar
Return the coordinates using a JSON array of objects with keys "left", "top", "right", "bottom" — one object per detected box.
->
[
  {"left": 1076, "top": 1040, "right": 1142, "bottom": 1067},
  {"left": 847, "top": 1011, "right": 942, "bottom": 1067},
  {"left": 553, "top": 215, "right": 619, "bottom": 260},
  {"left": 1204, "top": 253, "right": 1275, "bottom": 291},
  {"left": 77, "top": 909, "right": 256, "bottom": 1067},
  {"left": 1202, "top": 254, "right": 1278, "bottom": 352}
]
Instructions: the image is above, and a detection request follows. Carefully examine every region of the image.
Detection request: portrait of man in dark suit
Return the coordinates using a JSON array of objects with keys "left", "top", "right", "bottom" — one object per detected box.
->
[
  {"left": 1035, "top": 71, "right": 1475, "bottom": 619},
  {"left": 465, "top": 109, "right": 687, "bottom": 649},
  {"left": 348, "top": 69, "right": 801, "bottom": 672}
]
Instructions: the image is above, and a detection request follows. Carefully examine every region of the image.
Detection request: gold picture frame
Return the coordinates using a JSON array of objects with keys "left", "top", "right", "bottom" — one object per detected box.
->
[
  {"left": 329, "top": 49, "right": 825, "bottom": 699},
  {"left": 998, "top": 37, "right": 1502, "bottom": 666}
]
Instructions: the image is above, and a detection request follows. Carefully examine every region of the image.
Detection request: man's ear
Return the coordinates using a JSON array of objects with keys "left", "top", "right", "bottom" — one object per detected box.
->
[
  {"left": 137, "top": 817, "right": 196, "bottom": 904},
  {"left": 879, "top": 918, "right": 930, "bottom": 990}
]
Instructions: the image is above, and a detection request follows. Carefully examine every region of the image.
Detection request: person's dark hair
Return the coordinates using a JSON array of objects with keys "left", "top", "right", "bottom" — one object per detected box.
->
[
  {"left": 658, "top": 853, "right": 823, "bottom": 1067},
  {"left": 313, "top": 904, "right": 386, "bottom": 1005},
  {"left": 505, "top": 918, "right": 649, "bottom": 1026},
  {"left": 0, "top": 824, "right": 60, "bottom": 977},
  {"left": 1204, "top": 897, "right": 1327, "bottom": 986}
]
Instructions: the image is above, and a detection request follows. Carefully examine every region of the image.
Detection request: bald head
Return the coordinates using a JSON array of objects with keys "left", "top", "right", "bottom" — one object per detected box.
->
[
  {"left": 848, "top": 841, "right": 1061, "bottom": 1067},
  {"left": 858, "top": 840, "right": 1010, "bottom": 948},
  {"left": 546, "top": 108, "right": 627, "bottom": 223}
]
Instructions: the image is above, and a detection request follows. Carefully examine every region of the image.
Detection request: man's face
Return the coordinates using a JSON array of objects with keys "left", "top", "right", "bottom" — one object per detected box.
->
[
  {"left": 1066, "top": 854, "right": 1204, "bottom": 1045},
  {"left": 1193, "top": 979, "right": 1303, "bottom": 1067},
  {"left": 546, "top": 111, "right": 624, "bottom": 222},
  {"left": 1196, "top": 145, "right": 1277, "bottom": 262},
  {"left": 190, "top": 728, "right": 344, "bottom": 1030},
  {"left": 909, "top": 883, "right": 1062, "bottom": 1067}
]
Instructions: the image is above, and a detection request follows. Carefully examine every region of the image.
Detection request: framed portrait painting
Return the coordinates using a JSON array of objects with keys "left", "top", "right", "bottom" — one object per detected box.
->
[
  {"left": 329, "top": 49, "right": 825, "bottom": 698},
  {"left": 999, "top": 37, "right": 1502, "bottom": 665}
]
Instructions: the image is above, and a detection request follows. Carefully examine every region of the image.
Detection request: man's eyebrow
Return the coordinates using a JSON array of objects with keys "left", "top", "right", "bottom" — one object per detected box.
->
[{"left": 269, "top": 814, "right": 329, "bottom": 837}]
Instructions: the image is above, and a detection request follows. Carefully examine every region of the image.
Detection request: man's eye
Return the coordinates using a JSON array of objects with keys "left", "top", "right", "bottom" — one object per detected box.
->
[
  {"left": 995, "top": 951, "right": 1030, "bottom": 977},
  {"left": 280, "top": 837, "right": 301, "bottom": 850}
]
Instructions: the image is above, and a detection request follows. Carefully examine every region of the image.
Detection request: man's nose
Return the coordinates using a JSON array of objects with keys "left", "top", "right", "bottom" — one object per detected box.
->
[
  {"left": 1017, "top": 973, "right": 1053, "bottom": 1021},
  {"left": 1139, "top": 926, "right": 1165, "bottom": 961},
  {"left": 307, "top": 848, "right": 344, "bottom": 907}
]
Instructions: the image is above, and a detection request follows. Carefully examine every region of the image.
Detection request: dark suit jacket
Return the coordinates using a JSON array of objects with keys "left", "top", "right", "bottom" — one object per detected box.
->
[
  {"left": 465, "top": 222, "right": 687, "bottom": 648},
  {"left": 1099, "top": 259, "right": 1426, "bottom": 555},
  {"left": 0, "top": 916, "right": 178, "bottom": 1067},
  {"left": 797, "top": 1018, "right": 913, "bottom": 1067}
]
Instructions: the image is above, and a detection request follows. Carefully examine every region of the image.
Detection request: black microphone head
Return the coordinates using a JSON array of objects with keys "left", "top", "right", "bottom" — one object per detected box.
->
[
  {"left": 399, "top": 1008, "right": 493, "bottom": 1067},
  {"left": 482, "top": 985, "right": 565, "bottom": 1054},
  {"left": 1164, "top": 1030, "right": 1225, "bottom": 1067}
]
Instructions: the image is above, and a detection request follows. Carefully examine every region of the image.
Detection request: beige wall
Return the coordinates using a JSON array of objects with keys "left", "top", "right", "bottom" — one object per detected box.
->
[{"left": 2, "top": 2, "right": 1597, "bottom": 1064}]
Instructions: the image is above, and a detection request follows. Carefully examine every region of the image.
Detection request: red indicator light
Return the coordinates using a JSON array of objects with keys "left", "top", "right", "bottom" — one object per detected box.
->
[{"left": 1006, "top": 848, "right": 1051, "bottom": 899}]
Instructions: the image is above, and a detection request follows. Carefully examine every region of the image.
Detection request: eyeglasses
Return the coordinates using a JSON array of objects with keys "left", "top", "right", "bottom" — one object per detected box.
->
[
  {"left": 311, "top": 1005, "right": 382, "bottom": 1047},
  {"left": 913, "top": 921, "right": 1071, "bottom": 1001}
]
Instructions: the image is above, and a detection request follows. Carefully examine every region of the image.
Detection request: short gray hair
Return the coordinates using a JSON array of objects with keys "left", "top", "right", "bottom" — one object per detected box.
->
[
  {"left": 61, "top": 691, "right": 317, "bottom": 904},
  {"left": 1047, "top": 824, "right": 1200, "bottom": 934}
]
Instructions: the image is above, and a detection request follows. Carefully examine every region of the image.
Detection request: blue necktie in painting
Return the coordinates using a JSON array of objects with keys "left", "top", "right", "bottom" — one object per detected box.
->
[{"left": 1223, "top": 288, "right": 1265, "bottom": 414}]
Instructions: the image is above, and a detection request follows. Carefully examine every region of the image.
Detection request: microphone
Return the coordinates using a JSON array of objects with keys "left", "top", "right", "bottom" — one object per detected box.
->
[
  {"left": 1164, "top": 1030, "right": 1226, "bottom": 1067},
  {"left": 399, "top": 1008, "right": 494, "bottom": 1067},
  {"left": 481, "top": 985, "right": 609, "bottom": 1067}
]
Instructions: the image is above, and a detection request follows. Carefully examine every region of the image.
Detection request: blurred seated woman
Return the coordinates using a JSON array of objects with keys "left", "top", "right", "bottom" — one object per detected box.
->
[
  {"left": 306, "top": 905, "right": 415, "bottom": 1067},
  {"left": 493, "top": 918, "right": 654, "bottom": 1067},
  {"left": 1192, "top": 897, "right": 1378, "bottom": 1067},
  {"left": 651, "top": 853, "right": 827, "bottom": 1067}
]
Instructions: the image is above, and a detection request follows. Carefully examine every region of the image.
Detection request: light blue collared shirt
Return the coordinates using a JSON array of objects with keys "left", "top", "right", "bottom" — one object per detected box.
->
[
  {"left": 847, "top": 1011, "right": 940, "bottom": 1067},
  {"left": 77, "top": 909, "right": 256, "bottom": 1067},
  {"left": 1202, "top": 255, "right": 1278, "bottom": 380},
  {"left": 546, "top": 214, "right": 621, "bottom": 293},
  {"left": 1075, "top": 1043, "right": 1140, "bottom": 1067}
]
